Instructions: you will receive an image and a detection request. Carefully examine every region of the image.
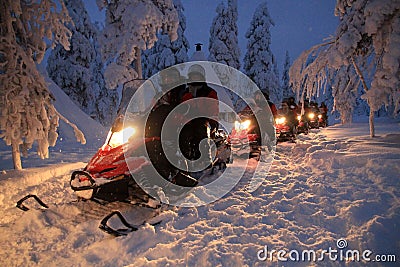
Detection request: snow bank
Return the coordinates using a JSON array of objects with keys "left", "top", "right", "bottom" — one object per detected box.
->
[
  {"left": 41, "top": 65, "right": 107, "bottom": 144},
  {"left": 0, "top": 162, "right": 85, "bottom": 187}
]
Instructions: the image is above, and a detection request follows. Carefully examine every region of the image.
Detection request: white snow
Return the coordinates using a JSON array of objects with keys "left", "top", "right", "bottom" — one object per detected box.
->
[{"left": 0, "top": 117, "right": 399, "bottom": 266}]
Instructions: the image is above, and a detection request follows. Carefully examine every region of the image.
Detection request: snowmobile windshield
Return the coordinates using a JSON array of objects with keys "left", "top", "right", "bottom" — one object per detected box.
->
[
  {"left": 105, "top": 111, "right": 148, "bottom": 148},
  {"left": 105, "top": 79, "right": 164, "bottom": 148},
  {"left": 124, "top": 79, "right": 161, "bottom": 115}
]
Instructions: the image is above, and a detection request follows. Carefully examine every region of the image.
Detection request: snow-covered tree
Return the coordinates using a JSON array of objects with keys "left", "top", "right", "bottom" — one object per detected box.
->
[
  {"left": 142, "top": 0, "right": 189, "bottom": 79},
  {"left": 282, "top": 51, "right": 294, "bottom": 100},
  {"left": 290, "top": 0, "right": 400, "bottom": 137},
  {"left": 208, "top": 0, "right": 241, "bottom": 70},
  {"left": 0, "top": 0, "right": 86, "bottom": 170},
  {"left": 207, "top": 0, "right": 241, "bottom": 111},
  {"left": 97, "top": 0, "right": 178, "bottom": 89},
  {"left": 243, "top": 1, "right": 279, "bottom": 104},
  {"left": 331, "top": 65, "right": 359, "bottom": 124},
  {"left": 90, "top": 36, "right": 120, "bottom": 125},
  {"left": 47, "top": 0, "right": 118, "bottom": 126},
  {"left": 273, "top": 56, "right": 281, "bottom": 103}
]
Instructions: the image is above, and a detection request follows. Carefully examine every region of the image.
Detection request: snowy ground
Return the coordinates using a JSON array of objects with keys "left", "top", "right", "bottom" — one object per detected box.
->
[{"left": 0, "top": 118, "right": 399, "bottom": 266}]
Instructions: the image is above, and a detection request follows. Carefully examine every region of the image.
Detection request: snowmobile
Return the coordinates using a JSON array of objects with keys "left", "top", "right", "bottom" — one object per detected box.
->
[
  {"left": 306, "top": 111, "right": 320, "bottom": 129},
  {"left": 17, "top": 109, "right": 225, "bottom": 237},
  {"left": 318, "top": 113, "right": 328, "bottom": 128},
  {"left": 69, "top": 114, "right": 166, "bottom": 204},
  {"left": 69, "top": 106, "right": 232, "bottom": 205},
  {"left": 275, "top": 113, "right": 296, "bottom": 142},
  {"left": 70, "top": 116, "right": 196, "bottom": 204},
  {"left": 296, "top": 114, "right": 309, "bottom": 135},
  {"left": 228, "top": 112, "right": 261, "bottom": 159}
]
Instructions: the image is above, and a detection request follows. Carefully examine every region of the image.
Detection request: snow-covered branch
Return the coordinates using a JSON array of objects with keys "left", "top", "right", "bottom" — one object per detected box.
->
[
  {"left": 98, "top": 0, "right": 179, "bottom": 88},
  {"left": 290, "top": 0, "right": 400, "bottom": 136}
]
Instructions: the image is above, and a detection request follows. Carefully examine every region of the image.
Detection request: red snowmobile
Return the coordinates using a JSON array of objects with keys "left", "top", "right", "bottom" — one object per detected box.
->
[
  {"left": 296, "top": 114, "right": 309, "bottom": 135},
  {"left": 70, "top": 108, "right": 232, "bottom": 205},
  {"left": 70, "top": 112, "right": 201, "bottom": 204},
  {"left": 275, "top": 104, "right": 297, "bottom": 142},
  {"left": 275, "top": 113, "right": 296, "bottom": 142},
  {"left": 228, "top": 110, "right": 261, "bottom": 159},
  {"left": 70, "top": 116, "right": 156, "bottom": 203}
]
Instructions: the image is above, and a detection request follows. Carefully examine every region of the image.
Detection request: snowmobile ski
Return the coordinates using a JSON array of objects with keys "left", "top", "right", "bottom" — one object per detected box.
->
[
  {"left": 16, "top": 193, "right": 163, "bottom": 237},
  {"left": 70, "top": 170, "right": 97, "bottom": 192},
  {"left": 98, "top": 210, "right": 162, "bottom": 237},
  {"left": 70, "top": 170, "right": 130, "bottom": 202},
  {"left": 16, "top": 194, "right": 49, "bottom": 211}
]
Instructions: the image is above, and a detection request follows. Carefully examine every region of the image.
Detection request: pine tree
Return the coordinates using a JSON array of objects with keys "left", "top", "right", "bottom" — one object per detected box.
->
[
  {"left": 47, "top": 0, "right": 118, "bottom": 126},
  {"left": 97, "top": 0, "right": 179, "bottom": 114},
  {"left": 142, "top": 0, "right": 189, "bottom": 79},
  {"left": 208, "top": 0, "right": 240, "bottom": 70},
  {"left": 273, "top": 56, "right": 281, "bottom": 103},
  {"left": 0, "top": 0, "right": 85, "bottom": 169},
  {"left": 208, "top": 0, "right": 241, "bottom": 110},
  {"left": 281, "top": 51, "right": 294, "bottom": 100},
  {"left": 243, "top": 1, "right": 279, "bottom": 103},
  {"left": 98, "top": 0, "right": 179, "bottom": 89},
  {"left": 89, "top": 35, "right": 119, "bottom": 126}
]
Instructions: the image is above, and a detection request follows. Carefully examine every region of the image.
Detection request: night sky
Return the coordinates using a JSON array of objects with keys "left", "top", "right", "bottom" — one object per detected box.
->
[{"left": 83, "top": 0, "right": 339, "bottom": 72}]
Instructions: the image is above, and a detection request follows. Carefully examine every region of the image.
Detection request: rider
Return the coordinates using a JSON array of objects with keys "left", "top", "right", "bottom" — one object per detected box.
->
[
  {"left": 286, "top": 96, "right": 299, "bottom": 127},
  {"left": 254, "top": 91, "right": 276, "bottom": 147},
  {"left": 319, "top": 102, "right": 328, "bottom": 126},
  {"left": 287, "top": 97, "right": 298, "bottom": 112},
  {"left": 179, "top": 64, "right": 218, "bottom": 169},
  {"left": 145, "top": 67, "right": 197, "bottom": 186},
  {"left": 263, "top": 92, "right": 278, "bottom": 119}
]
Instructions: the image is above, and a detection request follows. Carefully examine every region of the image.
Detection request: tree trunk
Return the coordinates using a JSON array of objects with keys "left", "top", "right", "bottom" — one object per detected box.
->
[
  {"left": 12, "top": 142, "right": 22, "bottom": 170},
  {"left": 369, "top": 109, "right": 375, "bottom": 137},
  {"left": 350, "top": 55, "right": 376, "bottom": 137}
]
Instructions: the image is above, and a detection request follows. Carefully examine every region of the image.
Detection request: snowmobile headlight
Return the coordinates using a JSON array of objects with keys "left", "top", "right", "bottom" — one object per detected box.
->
[
  {"left": 234, "top": 120, "right": 251, "bottom": 130},
  {"left": 241, "top": 120, "right": 251, "bottom": 130},
  {"left": 318, "top": 114, "right": 323, "bottom": 119},
  {"left": 234, "top": 120, "right": 240, "bottom": 130},
  {"left": 108, "top": 127, "right": 136, "bottom": 147},
  {"left": 276, "top": 117, "right": 286, "bottom": 125},
  {"left": 308, "top": 113, "right": 315, "bottom": 119}
]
